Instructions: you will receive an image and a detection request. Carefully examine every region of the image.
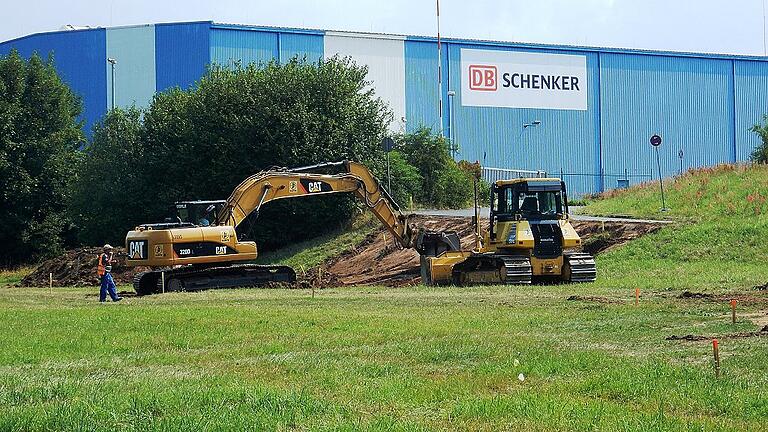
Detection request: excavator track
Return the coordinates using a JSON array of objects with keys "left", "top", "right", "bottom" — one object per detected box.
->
[
  {"left": 564, "top": 252, "right": 597, "bottom": 283},
  {"left": 451, "top": 254, "right": 532, "bottom": 286},
  {"left": 133, "top": 264, "right": 296, "bottom": 296}
]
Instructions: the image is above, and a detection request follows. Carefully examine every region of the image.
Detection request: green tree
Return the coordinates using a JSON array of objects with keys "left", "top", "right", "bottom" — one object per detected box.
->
[
  {"left": 0, "top": 50, "right": 84, "bottom": 265},
  {"left": 750, "top": 115, "right": 768, "bottom": 164},
  {"left": 70, "top": 107, "right": 146, "bottom": 245},
  {"left": 386, "top": 150, "right": 422, "bottom": 207},
  {"left": 394, "top": 127, "right": 473, "bottom": 208},
  {"left": 74, "top": 57, "right": 391, "bottom": 249}
]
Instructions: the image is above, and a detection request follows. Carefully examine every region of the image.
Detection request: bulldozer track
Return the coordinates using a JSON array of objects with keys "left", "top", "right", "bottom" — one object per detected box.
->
[
  {"left": 499, "top": 256, "right": 533, "bottom": 284},
  {"left": 564, "top": 252, "right": 597, "bottom": 283},
  {"left": 451, "top": 254, "right": 532, "bottom": 286}
]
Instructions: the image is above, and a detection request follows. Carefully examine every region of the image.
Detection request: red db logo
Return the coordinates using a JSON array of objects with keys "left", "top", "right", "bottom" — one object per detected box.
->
[{"left": 469, "top": 65, "right": 497, "bottom": 91}]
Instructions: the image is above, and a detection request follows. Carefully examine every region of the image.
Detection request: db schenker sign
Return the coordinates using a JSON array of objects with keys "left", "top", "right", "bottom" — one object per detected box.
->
[{"left": 461, "top": 49, "right": 588, "bottom": 111}]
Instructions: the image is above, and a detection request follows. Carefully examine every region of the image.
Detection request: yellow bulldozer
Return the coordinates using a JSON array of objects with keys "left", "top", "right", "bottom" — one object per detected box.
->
[
  {"left": 419, "top": 177, "right": 596, "bottom": 285},
  {"left": 125, "top": 160, "right": 595, "bottom": 294}
]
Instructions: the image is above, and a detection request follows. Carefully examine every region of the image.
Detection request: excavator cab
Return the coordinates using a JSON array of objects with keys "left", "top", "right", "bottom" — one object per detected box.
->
[{"left": 173, "top": 200, "right": 227, "bottom": 227}]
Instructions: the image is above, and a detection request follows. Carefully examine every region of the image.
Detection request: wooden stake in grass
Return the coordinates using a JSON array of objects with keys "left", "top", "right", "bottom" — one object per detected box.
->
[
  {"left": 49, "top": 273, "right": 53, "bottom": 294},
  {"left": 730, "top": 299, "right": 737, "bottom": 324},
  {"left": 712, "top": 339, "right": 721, "bottom": 377},
  {"left": 635, "top": 288, "right": 640, "bottom": 306}
]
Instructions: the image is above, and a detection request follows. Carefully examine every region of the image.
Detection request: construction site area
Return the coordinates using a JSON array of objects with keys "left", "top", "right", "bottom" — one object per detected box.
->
[
  {"left": 18, "top": 216, "right": 662, "bottom": 290},
  {"left": 3, "top": 6, "right": 768, "bottom": 428},
  {"left": 3, "top": 164, "right": 768, "bottom": 431}
]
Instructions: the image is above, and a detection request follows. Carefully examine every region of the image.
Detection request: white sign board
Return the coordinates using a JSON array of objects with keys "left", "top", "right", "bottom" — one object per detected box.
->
[{"left": 461, "top": 49, "right": 588, "bottom": 111}]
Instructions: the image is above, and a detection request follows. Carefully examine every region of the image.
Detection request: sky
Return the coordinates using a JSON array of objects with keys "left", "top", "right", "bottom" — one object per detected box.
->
[{"left": 3, "top": 0, "right": 768, "bottom": 56}]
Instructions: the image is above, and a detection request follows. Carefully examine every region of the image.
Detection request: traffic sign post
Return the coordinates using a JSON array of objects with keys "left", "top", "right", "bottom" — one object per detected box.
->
[{"left": 650, "top": 134, "right": 669, "bottom": 212}]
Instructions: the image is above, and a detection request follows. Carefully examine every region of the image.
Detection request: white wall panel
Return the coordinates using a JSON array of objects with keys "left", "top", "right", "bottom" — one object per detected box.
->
[{"left": 324, "top": 32, "right": 406, "bottom": 132}]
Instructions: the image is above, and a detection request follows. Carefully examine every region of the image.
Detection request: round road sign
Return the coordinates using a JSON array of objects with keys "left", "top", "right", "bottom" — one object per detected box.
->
[{"left": 650, "top": 134, "right": 662, "bottom": 147}]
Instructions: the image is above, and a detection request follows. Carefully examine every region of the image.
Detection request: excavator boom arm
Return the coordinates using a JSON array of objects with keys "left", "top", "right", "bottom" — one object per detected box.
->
[{"left": 217, "top": 161, "right": 414, "bottom": 247}]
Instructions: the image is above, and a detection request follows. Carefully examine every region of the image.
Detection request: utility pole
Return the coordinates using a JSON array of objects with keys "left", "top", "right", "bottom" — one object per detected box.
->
[
  {"left": 436, "top": 0, "right": 443, "bottom": 136},
  {"left": 448, "top": 90, "right": 456, "bottom": 157},
  {"left": 107, "top": 58, "right": 117, "bottom": 110}
]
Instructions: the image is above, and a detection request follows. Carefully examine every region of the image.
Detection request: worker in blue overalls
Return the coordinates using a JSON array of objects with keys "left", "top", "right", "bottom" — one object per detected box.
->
[{"left": 98, "top": 244, "right": 122, "bottom": 302}]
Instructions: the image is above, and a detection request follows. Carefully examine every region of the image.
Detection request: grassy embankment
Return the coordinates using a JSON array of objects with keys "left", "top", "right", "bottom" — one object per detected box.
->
[{"left": 0, "top": 164, "right": 767, "bottom": 431}]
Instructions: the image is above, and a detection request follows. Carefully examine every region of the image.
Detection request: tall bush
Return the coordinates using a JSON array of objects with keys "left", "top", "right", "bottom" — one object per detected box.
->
[
  {"left": 394, "top": 127, "right": 474, "bottom": 208},
  {"left": 386, "top": 151, "right": 422, "bottom": 207},
  {"left": 750, "top": 115, "right": 768, "bottom": 164}
]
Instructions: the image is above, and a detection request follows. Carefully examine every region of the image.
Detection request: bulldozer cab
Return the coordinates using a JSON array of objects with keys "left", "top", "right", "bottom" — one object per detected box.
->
[
  {"left": 173, "top": 200, "right": 227, "bottom": 226},
  {"left": 492, "top": 179, "right": 568, "bottom": 222}
]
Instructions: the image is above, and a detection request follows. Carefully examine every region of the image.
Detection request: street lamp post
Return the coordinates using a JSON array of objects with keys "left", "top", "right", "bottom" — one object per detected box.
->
[
  {"left": 447, "top": 90, "right": 457, "bottom": 158},
  {"left": 107, "top": 58, "right": 117, "bottom": 110},
  {"left": 511, "top": 120, "right": 542, "bottom": 168}
]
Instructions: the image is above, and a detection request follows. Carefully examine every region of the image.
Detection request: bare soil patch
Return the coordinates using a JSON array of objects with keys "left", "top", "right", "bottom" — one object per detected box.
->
[
  {"left": 666, "top": 326, "right": 768, "bottom": 342},
  {"left": 567, "top": 295, "right": 622, "bottom": 304},
  {"left": 312, "top": 216, "right": 662, "bottom": 287},
  {"left": 18, "top": 247, "right": 147, "bottom": 288}
]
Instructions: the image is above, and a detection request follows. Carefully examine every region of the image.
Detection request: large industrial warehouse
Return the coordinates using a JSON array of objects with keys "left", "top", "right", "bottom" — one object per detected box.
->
[{"left": 2, "top": 20, "right": 768, "bottom": 196}]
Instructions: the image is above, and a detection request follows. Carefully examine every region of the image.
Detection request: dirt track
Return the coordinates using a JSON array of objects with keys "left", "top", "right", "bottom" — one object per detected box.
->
[{"left": 314, "top": 215, "right": 663, "bottom": 287}]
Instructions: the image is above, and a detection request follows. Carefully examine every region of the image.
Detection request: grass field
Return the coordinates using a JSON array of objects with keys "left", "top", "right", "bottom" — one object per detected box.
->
[{"left": 1, "top": 165, "right": 768, "bottom": 431}]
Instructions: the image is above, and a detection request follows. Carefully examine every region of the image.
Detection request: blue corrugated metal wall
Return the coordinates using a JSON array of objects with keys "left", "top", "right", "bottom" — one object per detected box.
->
[
  {"left": 210, "top": 28, "right": 277, "bottom": 66},
  {"left": 210, "top": 26, "right": 324, "bottom": 67},
  {"left": 735, "top": 60, "right": 768, "bottom": 161},
  {"left": 0, "top": 29, "right": 106, "bottom": 134},
  {"left": 280, "top": 33, "right": 323, "bottom": 63},
  {"left": 155, "top": 22, "right": 210, "bottom": 92},
  {"left": 600, "top": 54, "right": 735, "bottom": 185},
  {"left": 404, "top": 41, "right": 441, "bottom": 132}
]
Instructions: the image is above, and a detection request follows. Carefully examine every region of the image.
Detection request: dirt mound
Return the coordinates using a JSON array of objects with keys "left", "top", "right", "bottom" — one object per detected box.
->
[
  {"left": 19, "top": 247, "right": 147, "bottom": 288},
  {"left": 666, "top": 334, "right": 710, "bottom": 342},
  {"left": 678, "top": 291, "right": 714, "bottom": 299},
  {"left": 567, "top": 295, "right": 621, "bottom": 304},
  {"left": 317, "top": 216, "right": 477, "bottom": 287},
  {"left": 667, "top": 326, "right": 768, "bottom": 342},
  {"left": 577, "top": 221, "right": 662, "bottom": 255},
  {"left": 315, "top": 215, "right": 662, "bottom": 287}
]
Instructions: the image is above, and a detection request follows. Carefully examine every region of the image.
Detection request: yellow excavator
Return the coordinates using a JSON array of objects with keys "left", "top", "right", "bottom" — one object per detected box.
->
[
  {"left": 125, "top": 161, "right": 417, "bottom": 295},
  {"left": 419, "top": 177, "right": 597, "bottom": 285}
]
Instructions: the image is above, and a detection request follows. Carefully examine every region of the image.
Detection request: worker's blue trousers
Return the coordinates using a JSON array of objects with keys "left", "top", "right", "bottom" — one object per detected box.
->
[{"left": 100, "top": 273, "right": 119, "bottom": 302}]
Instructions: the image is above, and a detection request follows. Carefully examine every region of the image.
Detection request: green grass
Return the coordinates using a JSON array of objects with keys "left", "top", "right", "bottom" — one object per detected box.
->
[
  {"left": 0, "top": 283, "right": 766, "bottom": 431},
  {"left": 0, "top": 267, "right": 33, "bottom": 287},
  {"left": 2, "top": 164, "right": 768, "bottom": 430},
  {"left": 582, "top": 164, "right": 768, "bottom": 290},
  {"left": 583, "top": 164, "right": 768, "bottom": 221}
]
